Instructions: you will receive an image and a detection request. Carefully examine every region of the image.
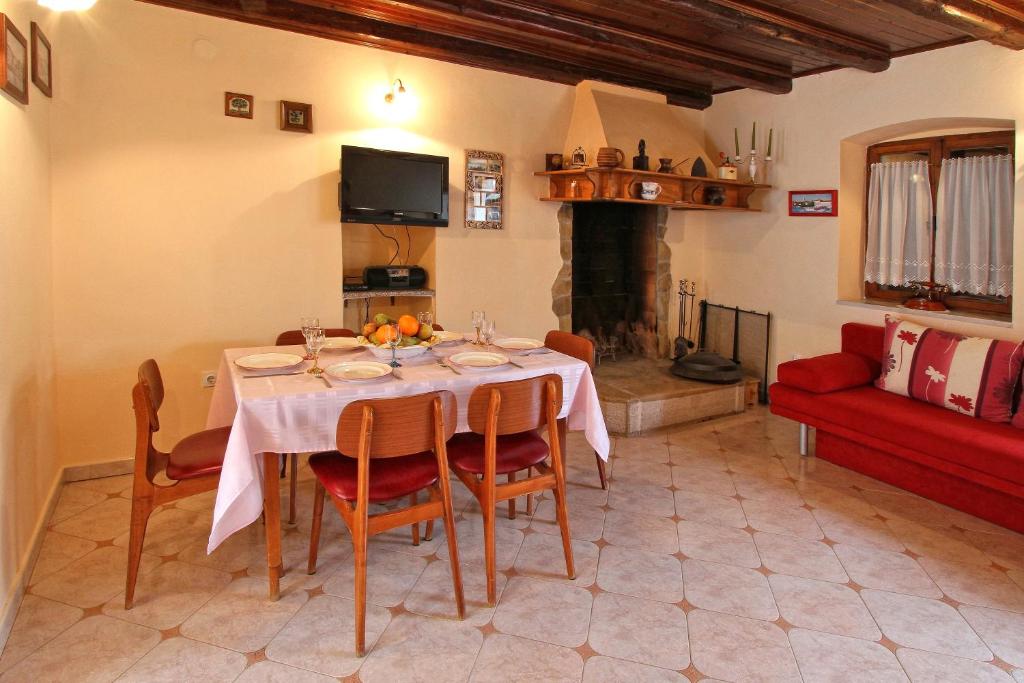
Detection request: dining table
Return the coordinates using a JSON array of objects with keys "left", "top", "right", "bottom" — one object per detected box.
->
[{"left": 205, "top": 337, "right": 610, "bottom": 600}]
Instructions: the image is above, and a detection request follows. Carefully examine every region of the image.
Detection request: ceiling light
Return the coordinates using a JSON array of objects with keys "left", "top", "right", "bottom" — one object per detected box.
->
[{"left": 38, "top": 0, "right": 97, "bottom": 10}]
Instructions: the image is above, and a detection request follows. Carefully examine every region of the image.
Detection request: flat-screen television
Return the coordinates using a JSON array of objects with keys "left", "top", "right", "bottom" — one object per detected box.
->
[{"left": 340, "top": 146, "right": 449, "bottom": 227}]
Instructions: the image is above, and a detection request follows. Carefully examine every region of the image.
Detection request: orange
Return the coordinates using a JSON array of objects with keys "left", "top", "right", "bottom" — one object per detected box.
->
[
  {"left": 374, "top": 326, "right": 399, "bottom": 345},
  {"left": 397, "top": 314, "right": 420, "bottom": 336}
]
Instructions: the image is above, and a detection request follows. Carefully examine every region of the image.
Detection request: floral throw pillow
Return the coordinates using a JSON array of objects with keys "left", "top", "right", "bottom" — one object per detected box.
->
[{"left": 875, "top": 315, "right": 1024, "bottom": 423}]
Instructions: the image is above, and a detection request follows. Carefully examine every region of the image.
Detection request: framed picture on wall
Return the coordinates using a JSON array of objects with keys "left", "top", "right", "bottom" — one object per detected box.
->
[
  {"left": 30, "top": 22, "right": 51, "bottom": 98},
  {"left": 789, "top": 189, "right": 838, "bottom": 216},
  {"left": 280, "top": 100, "right": 312, "bottom": 133},
  {"left": 1, "top": 14, "right": 29, "bottom": 105},
  {"left": 224, "top": 92, "right": 253, "bottom": 119}
]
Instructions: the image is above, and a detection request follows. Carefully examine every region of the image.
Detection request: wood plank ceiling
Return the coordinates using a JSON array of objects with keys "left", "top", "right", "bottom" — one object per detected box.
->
[{"left": 139, "top": 0, "right": 1024, "bottom": 108}]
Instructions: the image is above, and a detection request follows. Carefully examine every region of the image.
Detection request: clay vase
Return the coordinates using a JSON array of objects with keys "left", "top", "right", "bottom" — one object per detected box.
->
[
  {"left": 657, "top": 158, "right": 674, "bottom": 173},
  {"left": 597, "top": 147, "right": 625, "bottom": 168}
]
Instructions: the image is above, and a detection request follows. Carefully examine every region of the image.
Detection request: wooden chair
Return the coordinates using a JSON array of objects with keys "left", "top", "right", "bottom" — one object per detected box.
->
[
  {"left": 544, "top": 330, "right": 608, "bottom": 490},
  {"left": 274, "top": 327, "right": 356, "bottom": 524},
  {"left": 126, "top": 359, "right": 230, "bottom": 609},
  {"left": 306, "top": 391, "right": 465, "bottom": 656},
  {"left": 447, "top": 374, "right": 574, "bottom": 605}
]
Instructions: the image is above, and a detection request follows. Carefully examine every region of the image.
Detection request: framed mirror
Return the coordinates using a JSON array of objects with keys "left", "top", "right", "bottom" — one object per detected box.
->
[{"left": 465, "top": 150, "right": 504, "bottom": 230}]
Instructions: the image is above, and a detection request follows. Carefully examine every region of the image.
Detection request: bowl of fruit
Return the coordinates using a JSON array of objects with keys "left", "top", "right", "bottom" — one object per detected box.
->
[{"left": 357, "top": 314, "right": 439, "bottom": 360}]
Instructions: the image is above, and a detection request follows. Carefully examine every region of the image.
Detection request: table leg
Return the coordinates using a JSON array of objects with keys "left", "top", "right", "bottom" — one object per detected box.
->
[{"left": 262, "top": 451, "right": 283, "bottom": 601}]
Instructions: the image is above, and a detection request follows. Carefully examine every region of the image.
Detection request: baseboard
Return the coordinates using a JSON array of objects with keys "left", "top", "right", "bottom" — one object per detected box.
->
[{"left": 63, "top": 457, "right": 132, "bottom": 483}]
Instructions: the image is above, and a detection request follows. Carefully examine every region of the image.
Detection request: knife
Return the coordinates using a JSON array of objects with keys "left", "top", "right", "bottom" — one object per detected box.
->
[{"left": 242, "top": 370, "right": 305, "bottom": 379}]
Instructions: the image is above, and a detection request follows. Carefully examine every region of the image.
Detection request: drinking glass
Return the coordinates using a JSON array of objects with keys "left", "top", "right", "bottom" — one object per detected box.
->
[
  {"left": 481, "top": 319, "right": 495, "bottom": 346},
  {"left": 417, "top": 311, "right": 434, "bottom": 328},
  {"left": 299, "top": 316, "right": 320, "bottom": 360},
  {"left": 472, "top": 310, "right": 485, "bottom": 345},
  {"left": 305, "top": 327, "right": 327, "bottom": 376},
  {"left": 386, "top": 322, "right": 403, "bottom": 368}
]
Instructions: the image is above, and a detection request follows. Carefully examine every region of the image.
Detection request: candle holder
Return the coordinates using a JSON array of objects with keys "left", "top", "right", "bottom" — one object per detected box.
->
[
  {"left": 747, "top": 150, "right": 758, "bottom": 184},
  {"left": 762, "top": 155, "right": 772, "bottom": 185}
]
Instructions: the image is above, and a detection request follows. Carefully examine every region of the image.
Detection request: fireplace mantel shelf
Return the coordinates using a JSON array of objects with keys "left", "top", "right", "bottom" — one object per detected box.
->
[{"left": 535, "top": 167, "right": 770, "bottom": 212}]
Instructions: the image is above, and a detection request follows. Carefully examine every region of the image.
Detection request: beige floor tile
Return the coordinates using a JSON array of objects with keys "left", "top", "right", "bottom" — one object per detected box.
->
[
  {"left": 513, "top": 531, "right": 598, "bottom": 587},
  {"left": 469, "top": 634, "right": 583, "bottom": 682},
  {"left": 743, "top": 500, "right": 823, "bottom": 540},
  {"left": 368, "top": 518, "right": 447, "bottom": 556},
  {"left": 403, "top": 557, "right": 502, "bottom": 627},
  {"left": 51, "top": 497, "right": 133, "bottom": 541},
  {"left": 602, "top": 509, "right": 679, "bottom": 554},
  {"left": 666, "top": 429, "right": 720, "bottom": 451},
  {"left": 265, "top": 594, "right": 390, "bottom": 677},
  {"left": 27, "top": 532, "right": 97, "bottom": 586},
  {"left": 863, "top": 490, "right": 955, "bottom": 528},
  {"left": 723, "top": 453, "right": 789, "bottom": 480},
  {"left": 116, "top": 636, "right": 247, "bottom": 682},
  {"left": 613, "top": 436, "right": 671, "bottom": 463},
  {"left": 234, "top": 660, "right": 337, "bottom": 682},
  {"left": 561, "top": 482, "right": 610, "bottom": 508},
  {"left": 103, "top": 560, "right": 232, "bottom": 630},
  {"left": 965, "top": 529, "right": 1024, "bottom": 571},
  {"left": 917, "top": 556, "right": 1024, "bottom": 612},
  {"left": 180, "top": 576, "right": 308, "bottom": 653},
  {"left": 596, "top": 545, "right": 684, "bottom": 603},
  {"left": 0, "top": 596, "right": 82, "bottom": 674},
  {"left": 861, "top": 589, "right": 992, "bottom": 660},
  {"left": 789, "top": 628, "right": 907, "bottom": 682},
  {"left": 1013, "top": 669, "right": 1024, "bottom": 683},
  {"left": 886, "top": 518, "right": 992, "bottom": 566},
  {"left": 31, "top": 546, "right": 159, "bottom": 609},
  {"left": 668, "top": 444, "right": 728, "bottom": 471},
  {"left": 113, "top": 507, "right": 210, "bottom": 557},
  {"left": 607, "top": 480, "right": 675, "bottom": 517},
  {"left": 436, "top": 517, "right": 524, "bottom": 569},
  {"left": 732, "top": 472, "right": 802, "bottom": 506},
  {"left": 769, "top": 574, "right": 880, "bottom": 640},
  {"left": 674, "top": 489, "right": 747, "bottom": 529},
  {"left": 322, "top": 548, "right": 426, "bottom": 607},
  {"left": 683, "top": 558, "right": 778, "bottom": 621},
  {"left": 671, "top": 464, "right": 737, "bottom": 497},
  {"left": 677, "top": 520, "right": 760, "bottom": 569},
  {"left": 359, "top": 612, "right": 482, "bottom": 683},
  {"left": 250, "top": 530, "right": 352, "bottom": 591},
  {"left": 688, "top": 609, "right": 801, "bottom": 683},
  {"left": 1011, "top": 570, "right": 1024, "bottom": 591},
  {"left": 49, "top": 486, "right": 108, "bottom": 525},
  {"left": 566, "top": 462, "right": 607, "bottom": 489},
  {"left": 492, "top": 577, "right": 593, "bottom": 648},
  {"left": 813, "top": 508, "right": 906, "bottom": 552},
  {"left": 611, "top": 459, "right": 673, "bottom": 487},
  {"left": 172, "top": 488, "right": 219, "bottom": 514},
  {"left": 796, "top": 481, "right": 877, "bottom": 518},
  {"left": 587, "top": 592, "right": 689, "bottom": 670},
  {"left": 582, "top": 656, "right": 687, "bottom": 683},
  {"left": 0, "top": 615, "right": 159, "bottom": 682},
  {"left": 896, "top": 648, "right": 1015, "bottom": 683},
  {"left": 958, "top": 605, "right": 1024, "bottom": 668},
  {"left": 753, "top": 532, "right": 848, "bottom": 583},
  {"left": 933, "top": 504, "right": 1015, "bottom": 535},
  {"left": 531, "top": 499, "right": 606, "bottom": 542},
  {"left": 832, "top": 543, "right": 942, "bottom": 599},
  {"left": 177, "top": 525, "right": 267, "bottom": 574},
  {"left": 67, "top": 474, "right": 133, "bottom": 496}
]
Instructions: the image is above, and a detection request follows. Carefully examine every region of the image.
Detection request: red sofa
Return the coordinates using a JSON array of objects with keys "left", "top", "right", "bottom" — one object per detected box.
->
[{"left": 770, "top": 322, "right": 1024, "bottom": 534}]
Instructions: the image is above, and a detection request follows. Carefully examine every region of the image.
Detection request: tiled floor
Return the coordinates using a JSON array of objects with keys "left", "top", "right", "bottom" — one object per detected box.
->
[{"left": 3, "top": 408, "right": 1024, "bottom": 682}]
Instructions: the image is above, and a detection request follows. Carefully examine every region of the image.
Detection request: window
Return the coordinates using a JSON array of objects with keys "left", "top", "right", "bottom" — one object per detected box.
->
[{"left": 864, "top": 130, "right": 1013, "bottom": 318}]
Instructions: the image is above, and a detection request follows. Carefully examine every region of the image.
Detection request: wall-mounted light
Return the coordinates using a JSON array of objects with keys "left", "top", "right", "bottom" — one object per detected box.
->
[
  {"left": 38, "top": 0, "right": 97, "bottom": 10},
  {"left": 384, "top": 79, "right": 407, "bottom": 105}
]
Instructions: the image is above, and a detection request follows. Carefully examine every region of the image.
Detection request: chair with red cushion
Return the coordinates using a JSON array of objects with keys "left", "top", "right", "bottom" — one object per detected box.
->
[
  {"left": 447, "top": 374, "right": 574, "bottom": 605},
  {"left": 126, "top": 359, "right": 229, "bottom": 609},
  {"left": 306, "top": 391, "right": 465, "bottom": 655}
]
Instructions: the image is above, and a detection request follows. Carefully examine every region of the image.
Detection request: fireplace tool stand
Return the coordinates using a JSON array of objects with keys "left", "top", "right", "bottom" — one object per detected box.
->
[{"left": 670, "top": 280, "right": 743, "bottom": 384}]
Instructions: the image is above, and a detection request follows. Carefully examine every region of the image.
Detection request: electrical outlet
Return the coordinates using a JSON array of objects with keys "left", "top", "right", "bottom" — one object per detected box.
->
[
  {"left": 201, "top": 371, "right": 217, "bottom": 388},
  {"left": 791, "top": 353, "right": 803, "bottom": 360}
]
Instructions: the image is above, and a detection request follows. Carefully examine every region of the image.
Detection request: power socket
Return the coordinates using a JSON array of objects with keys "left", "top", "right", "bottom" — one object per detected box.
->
[{"left": 201, "top": 371, "right": 217, "bottom": 388}]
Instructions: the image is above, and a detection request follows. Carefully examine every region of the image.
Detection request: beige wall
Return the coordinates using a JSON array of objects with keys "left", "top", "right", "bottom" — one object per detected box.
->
[
  {"left": 702, "top": 41, "right": 1024, "bottom": 375},
  {"left": 0, "top": 0, "right": 59, "bottom": 623}
]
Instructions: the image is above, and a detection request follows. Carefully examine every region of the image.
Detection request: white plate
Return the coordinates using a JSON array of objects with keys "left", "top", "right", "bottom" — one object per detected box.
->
[
  {"left": 433, "top": 330, "right": 465, "bottom": 345},
  {"left": 448, "top": 351, "right": 510, "bottom": 369},
  {"left": 495, "top": 337, "right": 544, "bottom": 351},
  {"left": 323, "top": 337, "right": 361, "bottom": 351},
  {"left": 325, "top": 361, "right": 393, "bottom": 382},
  {"left": 235, "top": 352, "right": 305, "bottom": 371}
]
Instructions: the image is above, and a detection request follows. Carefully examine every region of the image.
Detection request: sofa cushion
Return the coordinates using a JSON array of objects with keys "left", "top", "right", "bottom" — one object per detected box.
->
[
  {"left": 770, "top": 383, "right": 1024, "bottom": 487},
  {"left": 777, "top": 353, "right": 879, "bottom": 393},
  {"left": 875, "top": 315, "right": 1023, "bottom": 423}
]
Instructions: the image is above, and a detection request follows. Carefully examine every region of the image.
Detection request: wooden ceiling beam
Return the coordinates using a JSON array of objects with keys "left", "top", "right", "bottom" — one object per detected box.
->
[
  {"left": 139, "top": 0, "right": 714, "bottom": 108},
  {"left": 872, "top": 0, "right": 1024, "bottom": 48},
  {"left": 656, "top": 0, "right": 893, "bottom": 72}
]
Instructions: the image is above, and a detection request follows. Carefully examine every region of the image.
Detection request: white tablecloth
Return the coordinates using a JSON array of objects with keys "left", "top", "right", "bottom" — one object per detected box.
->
[{"left": 205, "top": 344, "right": 610, "bottom": 552}]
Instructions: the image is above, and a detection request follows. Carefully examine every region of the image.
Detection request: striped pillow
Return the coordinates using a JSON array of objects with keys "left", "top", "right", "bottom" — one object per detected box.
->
[{"left": 875, "top": 315, "right": 1023, "bottom": 423}]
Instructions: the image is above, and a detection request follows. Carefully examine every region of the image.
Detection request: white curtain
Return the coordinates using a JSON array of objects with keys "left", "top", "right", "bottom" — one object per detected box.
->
[
  {"left": 864, "top": 160, "right": 933, "bottom": 287},
  {"left": 934, "top": 155, "right": 1013, "bottom": 297}
]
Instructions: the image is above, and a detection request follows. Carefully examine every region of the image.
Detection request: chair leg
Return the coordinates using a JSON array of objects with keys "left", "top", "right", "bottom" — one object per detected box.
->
[
  {"left": 482, "top": 503, "right": 498, "bottom": 606},
  {"left": 595, "top": 451, "right": 608, "bottom": 490},
  {"left": 437, "top": 483, "right": 465, "bottom": 619},
  {"left": 424, "top": 518, "right": 435, "bottom": 541},
  {"left": 288, "top": 454, "right": 298, "bottom": 525},
  {"left": 307, "top": 481, "right": 325, "bottom": 575},
  {"left": 124, "top": 496, "right": 154, "bottom": 610},
  {"left": 410, "top": 492, "right": 421, "bottom": 546},
  {"left": 525, "top": 467, "right": 533, "bottom": 516},
  {"left": 353, "top": 514, "right": 369, "bottom": 657},
  {"left": 507, "top": 471, "right": 516, "bottom": 520},
  {"left": 552, "top": 425, "right": 576, "bottom": 580}
]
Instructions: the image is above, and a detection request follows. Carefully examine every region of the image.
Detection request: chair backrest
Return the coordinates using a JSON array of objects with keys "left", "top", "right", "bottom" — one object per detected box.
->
[
  {"left": 136, "top": 358, "right": 164, "bottom": 432},
  {"left": 275, "top": 328, "right": 356, "bottom": 346},
  {"left": 133, "top": 359, "right": 170, "bottom": 483},
  {"left": 544, "top": 330, "right": 595, "bottom": 370},
  {"left": 336, "top": 391, "right": 457, "bottom": 459},
  {"left": 467, "top": 374, "right": 563, "bottom": 436}
]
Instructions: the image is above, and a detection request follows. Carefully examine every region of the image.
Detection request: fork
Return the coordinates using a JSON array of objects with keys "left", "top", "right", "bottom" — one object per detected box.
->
[{"left": 437, "top": 359, "right": 462, "bottom": 375}]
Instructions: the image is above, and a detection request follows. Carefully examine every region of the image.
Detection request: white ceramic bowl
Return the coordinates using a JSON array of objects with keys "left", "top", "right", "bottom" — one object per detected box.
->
[{"left": 363, "top": 344, "right": 431, "bottom": 360}]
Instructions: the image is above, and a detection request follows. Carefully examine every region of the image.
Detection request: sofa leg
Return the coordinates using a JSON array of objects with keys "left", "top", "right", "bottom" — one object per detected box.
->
[{"left": 799, "top": 423, "right": 811, "bottom": 457}]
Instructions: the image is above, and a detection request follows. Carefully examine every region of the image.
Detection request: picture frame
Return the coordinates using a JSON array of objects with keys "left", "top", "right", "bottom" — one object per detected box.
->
[
  {"left": 224, "top": 92, "right": 253, "bottom": 119},
  {"left": 1, "top": 14, "right": 29, "bottom": 105},
  {"left": 30, "top": 22, "right": 50, "bottom": 98},
  {"left": 465, "top": 150, "right": 504, "bottom": 230},
  {"left": 789, "top": 189, "right": 838, "bottom": 217},
  {"left": 280, "top": 100, "right": 312, "bottom": 133}
]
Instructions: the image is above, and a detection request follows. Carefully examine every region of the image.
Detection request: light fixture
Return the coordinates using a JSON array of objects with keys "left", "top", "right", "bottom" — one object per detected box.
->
[
  {"left": 38, "top": 0, "right": 97, "bottom": 10},
  {"left": 384, "top": 79, "right": 406, "bottom": 105}
]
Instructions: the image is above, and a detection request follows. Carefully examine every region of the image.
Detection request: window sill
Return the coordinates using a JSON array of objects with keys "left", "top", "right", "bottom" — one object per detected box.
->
[{"left": 836, "top": 298, "right": 1013, "bottom": 328}]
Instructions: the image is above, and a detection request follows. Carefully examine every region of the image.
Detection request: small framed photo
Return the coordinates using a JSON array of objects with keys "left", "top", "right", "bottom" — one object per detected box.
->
[
  {"left": 30, "top": 22, "right": 51, "bottom": 98},
  {"left": 224, "top": 92, "right": 253, "bottom": 119},
  {"left": 545, "top": 153, "right": 563, "bottom": 171},
  {"left": 789, "top": 190, "right": 838, "bottom": 216},
  {"left": 280, "top": 100, "right": 312, "bottom": 133},
  {"left": 1, "top": 14, "right": 29, "bottom": 105}
]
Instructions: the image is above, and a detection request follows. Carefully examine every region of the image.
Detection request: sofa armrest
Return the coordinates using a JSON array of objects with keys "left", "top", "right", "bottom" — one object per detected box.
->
[{"left": 776, "top": 352, "right": 880, "bottom": 394}]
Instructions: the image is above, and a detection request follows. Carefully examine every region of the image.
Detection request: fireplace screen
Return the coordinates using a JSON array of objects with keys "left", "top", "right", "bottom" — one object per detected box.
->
[{"left": 700, "top": 301, "right": 772, "bottom": 403}]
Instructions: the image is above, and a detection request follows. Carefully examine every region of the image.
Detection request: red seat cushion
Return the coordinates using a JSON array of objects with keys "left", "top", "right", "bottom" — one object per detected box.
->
[
  {"left": 308, "top": 450, "right": 440, "bottom": 503},
  {"left": 166, "top": 426, "right": 229, "bottom": 480},
  {"left": 446, "top": 431, "right": 549, "bottom": 475},
  {"left": 770, "top": 383, "right": 1024, "bottom": 486},
  {"left": 777, "top": 352, "right": 879, "bottom": 393}
]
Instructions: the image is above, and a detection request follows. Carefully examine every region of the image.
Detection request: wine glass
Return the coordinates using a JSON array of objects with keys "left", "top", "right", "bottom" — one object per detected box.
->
[
  {"left": 417, "top": 311, "right": 434, "bottom": 328},
  {"left": 386, "top": 322, "right": 403, "bottom": 368},
  {"left": 471, "top": 310, "right": 485, "bottom": 345},
  {"left": 481, "top": 319, "right": 496, "bottom": 346},
  {"left": 299, "top": 316, "right": 320, "bottom": 360},
  {"left": 305, "top": 327, "right": 327, "bottom": 376}
]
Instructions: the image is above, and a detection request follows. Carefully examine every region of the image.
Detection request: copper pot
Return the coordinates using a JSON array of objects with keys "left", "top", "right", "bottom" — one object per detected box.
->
[{"left": 596, "top": 147, "right": 625, "bottom": 168}]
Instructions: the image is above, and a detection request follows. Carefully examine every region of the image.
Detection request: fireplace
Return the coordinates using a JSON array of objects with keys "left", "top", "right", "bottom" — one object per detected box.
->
[{"left": 552, "top": 203, "right": 671, "bottom": 359}]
